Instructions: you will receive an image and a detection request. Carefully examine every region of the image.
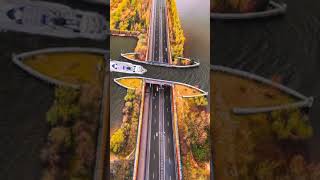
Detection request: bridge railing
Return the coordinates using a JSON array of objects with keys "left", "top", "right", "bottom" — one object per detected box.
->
[{"left": 132, "top": 80, "right": 146, "bottom": 180}]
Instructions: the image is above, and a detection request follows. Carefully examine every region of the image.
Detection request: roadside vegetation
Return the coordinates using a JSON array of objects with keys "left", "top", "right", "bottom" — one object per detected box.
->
[
  {"left": 134, "top": 34, "right": 148, "bottom": 60},
  {"left": 172, "top": 57, "right": 194, "bottom": 66},
  {"left": 175, "top": 87, "right": 210, "bottom": 179},
  {"left": 110, "top": 88, "right": 142, "bottom": 177},
  {"left": 211, "top": 71, "right": 320, "bottom": 179},
  {"left": 111, "top": 0, "right": 151, "bottom": 60},
  {"left": 31, "top": 55, "right": 106, "bottom": 180},
  {"left": 110, "top": 89, "right": 141, "bottom": 156},
  {"left": 41, "top": 86, "right": 102, "bottom": 180},
  {"left": 167, "top": 0, "right": 185, "bottom": 58},
  {"left": 110, "top": 160, "right": 134, "bottom": 179},
  {"left": 211, "top": 0, "right": 269, "bottom": 13},
  {"left": 111, "top": 0, "right": 150, "bottom": 33}
]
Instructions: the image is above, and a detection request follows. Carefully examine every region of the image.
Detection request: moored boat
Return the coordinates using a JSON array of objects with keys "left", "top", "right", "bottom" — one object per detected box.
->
[
  {"left": 0, "top": 1, "right": 108, "bottom": 40},
  {"left": 110, "top": 60, "right": 147, "bottom": 74}
]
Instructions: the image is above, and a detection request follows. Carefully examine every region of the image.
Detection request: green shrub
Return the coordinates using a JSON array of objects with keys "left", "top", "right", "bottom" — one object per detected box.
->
[
  {"left": 46, "top": 106, "right": 59, "bottom": 126},
  {"left": 271, "top": 109, "right": 313, "bottom": 140},
  {"left": 191, "top": 143, "right": 210, "bottom": 162},
  {"left": 110, "top": 128, "right": 126, "bottom": 154}
]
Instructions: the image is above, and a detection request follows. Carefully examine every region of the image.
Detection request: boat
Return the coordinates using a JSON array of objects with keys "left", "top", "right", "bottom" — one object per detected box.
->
[
  {"left": 110, "top": 60, "right": 147, "bottom": 74},
  {"left": 211, "top": 1, "right": 287, "bottom": 20},
  {"left": 0, "top": 1, "right": 108, "bottom": 40}
]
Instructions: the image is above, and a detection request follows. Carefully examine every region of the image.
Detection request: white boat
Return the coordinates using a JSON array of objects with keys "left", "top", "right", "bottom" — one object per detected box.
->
[
  {"left": 0, "top": 1, "right": 108, "bottom": 40},
  {"left": 110, "top": 60, "right": 147, "bottom": 74}
]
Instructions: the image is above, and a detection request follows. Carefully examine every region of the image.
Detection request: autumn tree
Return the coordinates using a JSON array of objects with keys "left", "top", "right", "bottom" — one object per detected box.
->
[
  {"left": 48, "top": 127, "right": 72, "bottom": 150},
  {"left": 271, "top": 109, "right": 313, "bottom": 140},
  {"left": 110, "top": 128, "right": 126, "bottom": 154}
]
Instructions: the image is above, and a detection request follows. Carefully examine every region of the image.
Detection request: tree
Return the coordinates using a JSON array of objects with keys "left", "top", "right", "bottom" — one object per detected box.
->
[
  {"left": 41, "top": 169, "right": 57, "bottom": 180},
  {"left": 271, "top": 109, "right": 313, "bottom": 140},
  {"left": 289, "top": 155, "right": 307, "bottom": 179},
  {"left": 255, "top": 161, "right": 280, "bottom": 180},
  {"left": 110, "top": 128, "right": 126, "bottom": 154},
  {"left": 124, "top": 90, "right": 136, "bottom": 101},
  {"left": 194, "top": 96, "right": 209, "bottom": 107},
  {"left": 48, "top": 127, "right": 72, "bottom": 150},
  {"left": 76, "top": 131, "right": 95, "bottom": 168},
  {"left": 55, "top": 87, "right": 79, "bottom": 105},
  {"left": 46, "top": 105, "right": 59, "bottom": 126}
]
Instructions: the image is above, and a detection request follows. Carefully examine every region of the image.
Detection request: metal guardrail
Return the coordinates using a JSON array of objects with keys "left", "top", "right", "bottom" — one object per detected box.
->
[{"left": 132, "top": 80, "right": 146, "bottom": 180}]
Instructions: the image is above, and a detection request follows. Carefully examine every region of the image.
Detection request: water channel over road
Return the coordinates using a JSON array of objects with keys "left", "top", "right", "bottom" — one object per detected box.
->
[
  {"left": 110, "top": 0, "right": 210, "bottom": 130},
  {"left": 212, "top": 0, "right": 320, "bottom": 161}
]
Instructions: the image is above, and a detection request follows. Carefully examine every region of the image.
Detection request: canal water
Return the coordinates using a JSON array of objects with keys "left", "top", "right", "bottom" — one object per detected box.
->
[
  {"left": 110, "top": 0, "right": 210, "bottom": 130},
  {"left": 212, "top": 0, "right": 320, "bottom": 161}
]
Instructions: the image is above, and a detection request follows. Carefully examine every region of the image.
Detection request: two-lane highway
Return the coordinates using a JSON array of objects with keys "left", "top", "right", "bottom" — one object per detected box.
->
[
  {"left": 146, "top": 83, "right": 160, "bottom": 180},
  {"left": 148, "top": 0, "right": 170, "bottom": 64},
  {"left": 163, "top": 85, "right": 176, "bottom": 180}
]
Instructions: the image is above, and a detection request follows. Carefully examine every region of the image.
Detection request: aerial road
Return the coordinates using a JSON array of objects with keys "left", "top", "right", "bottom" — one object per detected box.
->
[
  {"left": 144, "top": 83, "right": 177, "bottom": 180},
  {"left": 149, "top": 0, "right": 170, "bottom": 64},
  {"left": 135, "top": 0, "right": 178, "bottom": 178}
]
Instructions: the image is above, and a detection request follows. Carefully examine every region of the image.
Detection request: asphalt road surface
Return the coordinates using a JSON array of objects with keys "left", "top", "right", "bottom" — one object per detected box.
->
[
  {"left": 146, "top": 83, "right": 160, "bottom": 180},
  {"left": 163, "top": 85, "right": 177, "bottom": 180},
  {"left": 145, "top": 83, "right": 177, "bottom": 180},
  {"left": 149, "top": 0, "right": 170, "bottom": 64}
]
